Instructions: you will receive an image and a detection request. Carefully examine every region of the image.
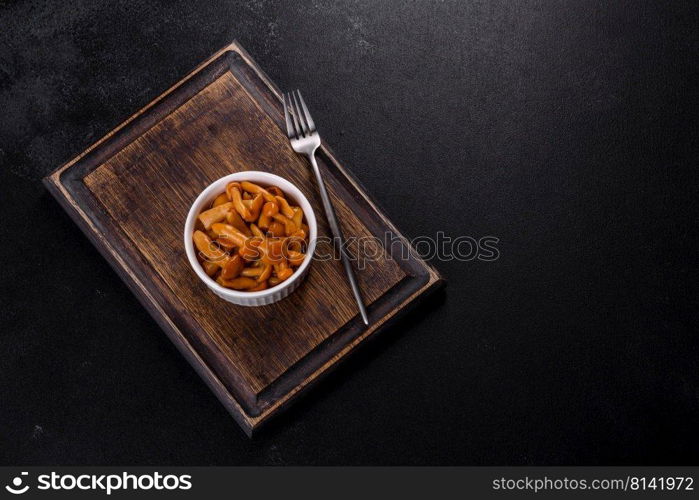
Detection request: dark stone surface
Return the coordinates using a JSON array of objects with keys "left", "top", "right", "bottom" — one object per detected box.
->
[{"left": 0, "top": 0, "right": 697, "bottom": 465}]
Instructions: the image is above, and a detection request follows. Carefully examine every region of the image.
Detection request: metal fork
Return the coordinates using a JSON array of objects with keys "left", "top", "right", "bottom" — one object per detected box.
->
[{"left": 283, "top": 90, "right": 369, "bottom": 325}]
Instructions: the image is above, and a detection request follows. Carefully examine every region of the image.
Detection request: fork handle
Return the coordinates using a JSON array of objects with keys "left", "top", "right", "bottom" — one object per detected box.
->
[{"left": 307, "top": 152, "right": 369, "bottom": 325}]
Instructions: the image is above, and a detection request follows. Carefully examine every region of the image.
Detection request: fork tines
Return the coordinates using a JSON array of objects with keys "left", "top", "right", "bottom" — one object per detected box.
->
[{"left": 283, "top": 90, "right": 316, "bottom": 140}]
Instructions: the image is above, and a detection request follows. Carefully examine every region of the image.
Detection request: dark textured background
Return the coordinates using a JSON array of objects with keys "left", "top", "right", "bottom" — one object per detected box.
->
[{"left": 1, "top": 0, "right": 697, "bottom": 465}]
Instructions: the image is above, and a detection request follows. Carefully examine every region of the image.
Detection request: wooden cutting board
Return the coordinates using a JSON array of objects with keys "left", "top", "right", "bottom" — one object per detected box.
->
[{"left": 44, "top": 41, "right": 444, "bottom": 436}]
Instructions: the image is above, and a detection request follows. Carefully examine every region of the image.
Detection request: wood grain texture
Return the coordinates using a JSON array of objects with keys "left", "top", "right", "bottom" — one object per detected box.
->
[{"left": 43, "top": 41, "right": 444, "bottom": 435}]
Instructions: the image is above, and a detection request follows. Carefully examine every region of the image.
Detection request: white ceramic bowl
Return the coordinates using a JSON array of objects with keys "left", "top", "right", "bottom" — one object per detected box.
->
[{"left": 184, "top": 171, "right": 317, "bottom": 306}]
